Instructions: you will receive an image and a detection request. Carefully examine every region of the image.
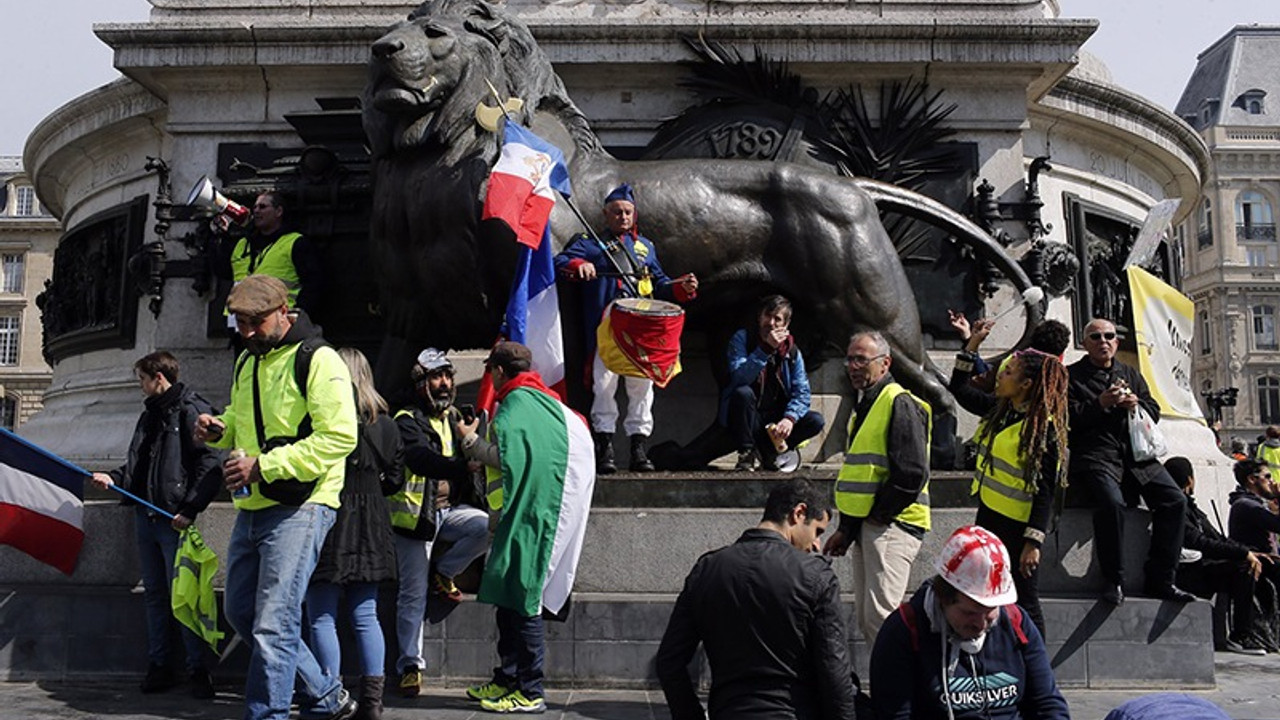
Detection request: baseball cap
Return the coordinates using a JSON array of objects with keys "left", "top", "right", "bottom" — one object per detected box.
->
[
  {"left": 483, "top": 341, "right": 532, "bottom": 368},
  {"left": 416, "top": 347, "right": 453, "bottom": 372}
]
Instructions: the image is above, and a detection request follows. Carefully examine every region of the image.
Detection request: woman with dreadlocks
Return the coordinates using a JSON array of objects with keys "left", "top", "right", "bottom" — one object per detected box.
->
[{"left": 950, "top": 348, "right": 1069, "bottom": 636}]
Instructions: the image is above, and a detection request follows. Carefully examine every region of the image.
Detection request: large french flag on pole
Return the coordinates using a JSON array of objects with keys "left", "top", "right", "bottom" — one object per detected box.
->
[
  {"left": 478, "top": 119, "right": 572, "bottom": 410},
  {"left": 0, "top": 429, "right": 86, "bottom": 575}
]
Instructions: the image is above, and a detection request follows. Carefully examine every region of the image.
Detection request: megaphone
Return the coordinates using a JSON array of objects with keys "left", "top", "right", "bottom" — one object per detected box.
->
[{"left": 186, "top": 176, "right": 250, "bottom": 226}]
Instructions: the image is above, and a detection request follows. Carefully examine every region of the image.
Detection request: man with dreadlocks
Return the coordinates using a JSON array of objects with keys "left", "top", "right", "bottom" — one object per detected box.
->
[{"left": 950, "top": 347, "right": 1069, "bottom": 636}]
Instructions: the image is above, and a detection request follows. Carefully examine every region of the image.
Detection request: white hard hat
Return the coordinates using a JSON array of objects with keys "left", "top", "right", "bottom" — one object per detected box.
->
[{"left": 934, "top": 525, "right": 1017, "bottom": 607}]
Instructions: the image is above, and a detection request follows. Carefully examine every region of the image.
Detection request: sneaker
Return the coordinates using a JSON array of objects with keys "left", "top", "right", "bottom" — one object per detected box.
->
[
  {"left": 1224, "top": 637, "right": 1268, "bottom": 656},
  {"left": 480, "top": 689, "right": 546, "bottom": 713},
  {"left": 432, "top": 572, "right": 463, "bottom": 603},
  {"left": 189, "top": 668, "right": 215, "bottom": 699},
  {"left": 399, "top": 666, "right": 422, "bottom": 698},
  {"left": 467, "top": 680, "right": 514, "bottom": 701},
  {"left": 300, "top": 688, "right": 358, "bottom": 720},
  {"left": 734, "top": 449, "right": 759, "bottom": 472},
  {"left": 140, "top": 663, "right": 177, "bottom": 693}
]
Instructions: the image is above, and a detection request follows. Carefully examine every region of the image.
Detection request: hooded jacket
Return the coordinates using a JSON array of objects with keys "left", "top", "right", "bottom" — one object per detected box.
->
[{"left": 1227, "top": 487, "right": 1280, "bottom": 554}]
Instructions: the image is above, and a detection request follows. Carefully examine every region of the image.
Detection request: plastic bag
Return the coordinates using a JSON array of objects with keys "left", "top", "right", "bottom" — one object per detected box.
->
[{"left": 1129, "top": 405, "right": 1166, "bottom": 462}]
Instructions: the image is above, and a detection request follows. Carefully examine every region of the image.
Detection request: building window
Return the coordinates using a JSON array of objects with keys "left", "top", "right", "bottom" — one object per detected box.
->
[
  {"left": 1236, "top": 88, "right": 1267, "bottom": 116},
  {"left": 1253, "top": 305, "right": 1278, "bottom": 351},
  {"left": 13, "top": 186, "right": 35, "bottom": 217},
  {"left": 1260, "top": 377, "right": 1280, "bottom": 425},
  {"left": 1199, "top": 309, "right": 1212, "bottom": 355},
  {"left": 1198, "top": 198, "right": 1213, "bottom": 249},
  {"left": 1, "top": 254, "right": 23, "bottom": 294},
  {"left": 1237, "top": 191, "right": 1277, "bottom": 266},
  {"left": 0, "top": 316, "right": 19, "bottom": 365},
  {"left": 0, "top": 396, "right": 15, "bottom": 431}
]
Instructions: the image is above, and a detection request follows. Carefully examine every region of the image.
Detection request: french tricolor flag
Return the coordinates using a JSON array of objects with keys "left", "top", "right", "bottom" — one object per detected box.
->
[
  {"left": 0, "top": 429, "right": 86, "bottom": 575},
  {"left": 478, "top": 119, "right": 572, "bottom": 410}
]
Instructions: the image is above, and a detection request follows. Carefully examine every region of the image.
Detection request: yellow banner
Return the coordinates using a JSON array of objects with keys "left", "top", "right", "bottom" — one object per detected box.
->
[{"left": 1126, "top": 266, "right": 1204, "bottom": 421}]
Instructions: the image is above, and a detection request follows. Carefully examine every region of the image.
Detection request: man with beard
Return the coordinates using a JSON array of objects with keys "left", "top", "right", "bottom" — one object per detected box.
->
[
  {"left": 194, "top": 274, "right": 359, "bottom": 720},
  {"left": 1229, "top": 459, "right": 1280, "bottom": 558},
  {"left": 213, "top": 190, "right": 323, "bottom": 316},
  {"left": 823, "top": 330, "right": 931, "bottom": 646},
  {"left": 1067, "top": 317, "right": 1192, "bottom": 606},
  {"left": 386, "top": 348, "right": 490, "bottom": 698}
]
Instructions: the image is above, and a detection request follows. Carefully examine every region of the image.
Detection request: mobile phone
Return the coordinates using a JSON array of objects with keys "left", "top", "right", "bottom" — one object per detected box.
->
[{"left": 460, "top": 404, "right": 476, "bottom": 423}]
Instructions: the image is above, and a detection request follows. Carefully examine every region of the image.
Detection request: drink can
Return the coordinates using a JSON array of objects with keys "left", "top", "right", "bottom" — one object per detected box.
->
[
  {"left": 765, "top": 424, "right": 788, "bottom": 453},
  {"left": 229, "top": 449, "right": 251, "bottom": 498}
]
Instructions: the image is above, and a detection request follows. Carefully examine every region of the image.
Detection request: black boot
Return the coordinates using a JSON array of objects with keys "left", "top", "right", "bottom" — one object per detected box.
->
[
  {"left": 354, "top": 675, "right": 384, "bottom": 720},
  {"left": 594, "top": 432, "right": 617, "bottom": 475},
  {"left": 629, "top": 434, "right": 655, "bottom": 472}
]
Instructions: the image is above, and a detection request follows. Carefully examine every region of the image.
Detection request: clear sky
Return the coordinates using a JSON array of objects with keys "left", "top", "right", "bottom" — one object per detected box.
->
[{"left": 5, "top": 1, "right": 1280, "bottom": 157}]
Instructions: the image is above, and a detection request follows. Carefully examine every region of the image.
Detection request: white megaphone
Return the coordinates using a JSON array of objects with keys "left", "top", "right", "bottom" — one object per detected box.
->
[{"left": 186, "top": 176, "right": 251, "bottom": 226}]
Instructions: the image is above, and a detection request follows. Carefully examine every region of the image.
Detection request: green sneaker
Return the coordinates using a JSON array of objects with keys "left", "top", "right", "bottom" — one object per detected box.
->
[
  {"left": 466, "top": 680, "right": 513, "bottom": 701},
  {"left": 480, "top": 689, "right": 546, "bottom": 714}
]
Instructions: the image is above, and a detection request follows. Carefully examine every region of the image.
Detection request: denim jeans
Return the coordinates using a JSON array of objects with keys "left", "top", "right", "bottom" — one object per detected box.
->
[
  {"left": 134, "top": 507, "right": 211, "bottom": 673},
  {"left": 495, "top": 607, "right": 545, "bottom": 698},
  {"left": 306, "top": 581, "right": 385, "bottom": 678},
  {"left": 225, "top": 504, "right": 342, "bottom": 720},
  {"left": 393, "top": 504, "right": 489, "bottom": 674}
]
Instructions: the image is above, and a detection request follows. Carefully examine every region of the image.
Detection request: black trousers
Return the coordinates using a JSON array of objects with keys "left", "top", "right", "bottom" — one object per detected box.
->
[
  {"left": 1178, "top": 558, "right": 1256, "bottom": 643},
  {"left": 724, "top": 385, "right": 825, "bottom": 460},
  {"left": 1072, "top": 466, "right": 1186, "bottom": 590},
  {"left": 976, "top": 504, "right": 1045, "bottom": 639}
]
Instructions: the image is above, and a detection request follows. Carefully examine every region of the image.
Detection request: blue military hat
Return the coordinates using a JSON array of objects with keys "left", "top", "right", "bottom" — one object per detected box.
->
[{"left": 604, "top": 183, "right": 635, "bottom": 206}]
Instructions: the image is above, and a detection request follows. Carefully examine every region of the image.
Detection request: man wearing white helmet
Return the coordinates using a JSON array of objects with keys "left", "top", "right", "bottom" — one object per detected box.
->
[{"left": 870, "top": 526, "right": 1069, "bottom": 720}]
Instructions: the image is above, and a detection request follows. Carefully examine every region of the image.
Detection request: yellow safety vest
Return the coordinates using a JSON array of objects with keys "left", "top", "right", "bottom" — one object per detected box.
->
[
  {"left": 971, "top": 418, "right": 1037, "bottom": 523},
  {"left": 1258, "top": 443, "right": 1280, "bottom": 474},
  {"left": 230, "top": 232, "right": 303, "bottom": 307},
  {"left": 835, "top": 382, "right": 932, "bottom": 530},
  {"left": 485, "top": 422, "right": 503, "bottom": 511},
  {"left": 386, "top": 410, "right": 452, "bottom": 531}
]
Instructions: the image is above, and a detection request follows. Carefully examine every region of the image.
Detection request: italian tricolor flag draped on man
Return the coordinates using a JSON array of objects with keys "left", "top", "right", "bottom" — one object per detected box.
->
[{"left": 479, "top": 371, "right": 596, "bottom": 616}]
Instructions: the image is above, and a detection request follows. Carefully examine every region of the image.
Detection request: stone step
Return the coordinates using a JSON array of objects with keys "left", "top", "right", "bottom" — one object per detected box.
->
[{"left": 0, "top": 587, "right": 1212, "bottom": 688}]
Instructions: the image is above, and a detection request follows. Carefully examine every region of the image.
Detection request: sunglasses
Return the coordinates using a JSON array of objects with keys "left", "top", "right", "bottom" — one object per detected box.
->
[{"left": 1087, "top": 331, "right": 1117, "bottom": 341}]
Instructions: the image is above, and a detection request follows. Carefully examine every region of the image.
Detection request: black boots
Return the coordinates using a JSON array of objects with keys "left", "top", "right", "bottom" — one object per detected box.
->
[
  {"left": 630, "top": 434, "right": 655, "bottom": 472},
  {"left": 354, "top": 675, "right": 384, "bottom": 720},
  {"left": 594, "top": 432, "right": 617, "bottom": 475}
]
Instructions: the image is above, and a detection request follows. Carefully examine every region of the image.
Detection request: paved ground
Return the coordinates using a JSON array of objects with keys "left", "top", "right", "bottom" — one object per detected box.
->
[{"left": 3, "top": 651, "right": 1277, "bottom": 720}]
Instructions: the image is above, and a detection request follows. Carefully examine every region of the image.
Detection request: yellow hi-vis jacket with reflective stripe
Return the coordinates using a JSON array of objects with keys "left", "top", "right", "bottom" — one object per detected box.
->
[
  {"left": 1258, "top": 443, "right": 1280, "bottom": 474},
  {"left": 230, "top": 232, "right": 303, "bottom": 308},
  {"left": 386, "top": 410, "right": 454, "bottom": 531},
  {"left": 972, "top": 418, "right": 1037, "bottom": 523},
  {"left": 485, "top": 424, "right": 503, "bottom": 511},
  {"left": 835, "top": 382, "right": 932, "bottom": 530}
]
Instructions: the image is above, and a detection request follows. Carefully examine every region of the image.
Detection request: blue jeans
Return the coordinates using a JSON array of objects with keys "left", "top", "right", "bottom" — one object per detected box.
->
[
  {"left": 225, "top": 504, "right": 343, "bottom": 720},
  {"left": 495, "top": 607, "right": 545, "bottom": 698},
  {"left": 306, "top": 581, "right": 385, "bottom": 678},
  {"left": 134, "top": 507, "right": 211, "bottom": 673}
]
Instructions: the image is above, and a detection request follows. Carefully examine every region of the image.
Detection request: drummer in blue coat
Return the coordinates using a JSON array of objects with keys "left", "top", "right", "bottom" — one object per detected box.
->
[{"left": 554, "top": 183, "right": 698, "bottom": 474}]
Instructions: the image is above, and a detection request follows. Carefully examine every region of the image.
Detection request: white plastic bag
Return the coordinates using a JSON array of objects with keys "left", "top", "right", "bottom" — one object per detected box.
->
[{"left": 1129, "top": 405, "right": 1166, "bottom": 462}]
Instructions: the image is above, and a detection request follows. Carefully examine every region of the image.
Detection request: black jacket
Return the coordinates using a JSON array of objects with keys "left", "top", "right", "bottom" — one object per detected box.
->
[
  {"left": 391, "top": 404, "right": 484, "bottom": 540},
  {"left": 108, "top": 382, "right": 223, "bottom": 520},
  {"left": 312, "top": 413, "right": 402, "bottom": 585},
  {"left": 656, "top": 528, "right": 859, "bottom": 720},
  {"left": 1066, "top": 357, "right": 1165, "bottom": 484},
  {"left": 1228, "top": 488, "right": 1280, "bottom": 554},
  {"left": 1184, "top": 495, "right": 1250, "bottom": 562}
]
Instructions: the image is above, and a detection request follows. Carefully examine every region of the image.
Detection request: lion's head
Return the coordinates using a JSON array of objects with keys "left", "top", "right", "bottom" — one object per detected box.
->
[{"left": 362, "top": 0, "right": 599, "bottom": 162}]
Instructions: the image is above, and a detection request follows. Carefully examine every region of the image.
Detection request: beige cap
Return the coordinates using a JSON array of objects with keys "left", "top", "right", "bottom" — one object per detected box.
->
[{"left": 227, "top": 274, "right": 289, "bottom": 316}]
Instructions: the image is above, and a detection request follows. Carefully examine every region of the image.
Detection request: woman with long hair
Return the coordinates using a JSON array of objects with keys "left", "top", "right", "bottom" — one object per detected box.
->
[
  {"left": 305, "top": 347, "right": 403, "bottom": 720},
  {"left": 952, "top": 347, "right": 1069, "bottom": 637}
]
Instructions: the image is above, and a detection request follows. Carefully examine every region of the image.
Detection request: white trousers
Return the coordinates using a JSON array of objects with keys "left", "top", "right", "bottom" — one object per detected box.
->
[{"left": 590, "top": 353, "right": 654, "bottom": 437}]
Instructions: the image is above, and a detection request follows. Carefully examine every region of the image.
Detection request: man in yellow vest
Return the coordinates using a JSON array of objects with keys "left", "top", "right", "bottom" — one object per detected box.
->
[
  {"left": 823, "top": 330, "right": 932, "bottom": 646},
  {"left": 1257, "top": 425, "right": 1280, "bottom": 474},
  {"left": 214, "top": 190, "right": 324, "bottom": 317},
  {"left": 387, "top": 348, "right": 489, "bottom": 698}
]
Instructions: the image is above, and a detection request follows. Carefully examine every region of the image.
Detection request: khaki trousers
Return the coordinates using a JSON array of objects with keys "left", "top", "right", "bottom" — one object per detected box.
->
[{"left": 850, "top": 521, "right": 923, "bottom": 646}]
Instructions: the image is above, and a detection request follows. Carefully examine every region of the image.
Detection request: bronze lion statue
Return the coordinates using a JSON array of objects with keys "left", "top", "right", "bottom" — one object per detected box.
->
[{"left": 362, "top": 0, "right": 1041, "bottom": 411}]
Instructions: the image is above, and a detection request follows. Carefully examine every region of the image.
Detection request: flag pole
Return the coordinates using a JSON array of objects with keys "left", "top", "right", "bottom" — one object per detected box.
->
[
  {"left": 103, "top": 483, "right": 177, "bottom": 520},
  {"left": 482, "top": 79, "right": 639, "bottom": 296}
]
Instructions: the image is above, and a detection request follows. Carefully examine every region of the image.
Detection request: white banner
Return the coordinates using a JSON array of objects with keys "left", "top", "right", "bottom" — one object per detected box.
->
[{"left": 1126, "top": 266, "right": 1203, "bottom": 421}]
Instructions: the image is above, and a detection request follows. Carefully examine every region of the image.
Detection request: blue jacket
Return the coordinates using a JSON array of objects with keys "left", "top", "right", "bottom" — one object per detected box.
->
[
  {"left": 718, "top": 328, "right": 812, "bottom": 427},
  {"left": 871, "top": 584, "right": 1069, "bottom": 720},
  {"left": 554, "top": 232, "right": 676, "bottom": 357}
]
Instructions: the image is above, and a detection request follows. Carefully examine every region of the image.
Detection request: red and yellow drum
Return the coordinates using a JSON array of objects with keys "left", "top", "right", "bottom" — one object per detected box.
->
[{"left": 596, "top": 297, "right": 685, "bottom": 387}]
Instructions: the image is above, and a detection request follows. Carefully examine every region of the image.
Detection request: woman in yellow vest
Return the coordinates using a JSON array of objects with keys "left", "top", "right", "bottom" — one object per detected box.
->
[{"left": 952, "top": 348, "right": 1068, "bottom": 636}]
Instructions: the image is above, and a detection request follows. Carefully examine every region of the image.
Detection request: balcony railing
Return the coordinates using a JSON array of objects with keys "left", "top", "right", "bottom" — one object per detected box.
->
[{"left": 1237, "top": 223, "right": 1277, "bottom": 242}]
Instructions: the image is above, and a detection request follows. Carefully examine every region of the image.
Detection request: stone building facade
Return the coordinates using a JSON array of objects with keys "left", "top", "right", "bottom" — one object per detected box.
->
[
  {"left": 0, "top": 158, "right": 55, "bottom": 429},
  {"left": 1176, "top": 25, "right": 1280, "bottom": 445},
  {"left": 20, "top": 0, "right": 1209, "bottom": 468}
]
